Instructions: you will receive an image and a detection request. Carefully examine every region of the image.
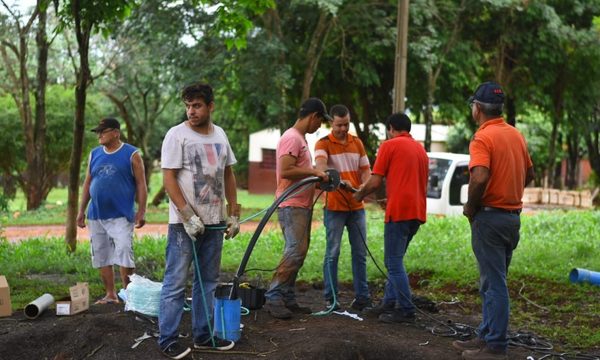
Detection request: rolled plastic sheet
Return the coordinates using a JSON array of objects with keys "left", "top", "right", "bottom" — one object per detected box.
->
[{"left": 24, "top": 293, "right": 55, "bottom": 319}]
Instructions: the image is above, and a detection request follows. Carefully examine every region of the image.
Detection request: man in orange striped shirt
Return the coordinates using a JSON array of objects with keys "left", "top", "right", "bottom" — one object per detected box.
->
[{"left": 315, "top": 104, "right": 372, "bottom": 311}]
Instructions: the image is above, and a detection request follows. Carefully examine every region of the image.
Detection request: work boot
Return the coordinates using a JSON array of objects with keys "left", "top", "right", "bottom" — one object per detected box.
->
[
  {"left": 461, "top": 346, "right": 508, "bottom": 360},
  {"left": 350, "top": 298, "right": 373, "bottom": 311},
  {"left": 161, "top": 341, "right": 191, "bottom": 359},
  {"left": 363, "top": 301, "right": 394, "bottom": 318},
  {"left": 325, "top": 299, "right": 341, "bottom": 311},
  {"left": 378, "top": 309, "right": 416, "bottom": 324},
  {"left": 285, "top": 302, "right": 312, "bottom": 314},
  {"left": 194, "top": 337, "right": 235, "bottom": 351},
  {"left": 264, "top": 300, "right": 292, "bottom": 319},
  {"left": 452, "top": 337, "right": 486, "bottom": 352}
]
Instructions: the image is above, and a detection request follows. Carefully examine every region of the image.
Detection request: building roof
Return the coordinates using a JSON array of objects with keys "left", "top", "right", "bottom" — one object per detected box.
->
[{"left": 248, "top": 124, "right": 451, "bottom": 162}]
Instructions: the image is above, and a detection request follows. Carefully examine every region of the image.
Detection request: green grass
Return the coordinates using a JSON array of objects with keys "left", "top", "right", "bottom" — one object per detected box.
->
[
  {"left": 1, "top": 210, "right": 599, "bottom": 349},
  {"left": 1, "top": 169, "right": 277, "bottom": 226}
]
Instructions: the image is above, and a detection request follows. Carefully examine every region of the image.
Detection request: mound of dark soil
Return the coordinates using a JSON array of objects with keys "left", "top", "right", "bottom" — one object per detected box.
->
[{"left": 0, "top": 284, "right": 543, "bottom": 360}]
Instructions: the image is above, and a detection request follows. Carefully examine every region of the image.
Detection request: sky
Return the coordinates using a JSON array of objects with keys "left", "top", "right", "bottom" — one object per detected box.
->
[{"left": 0, "top": 0, "right": 37, "bottom": 15}]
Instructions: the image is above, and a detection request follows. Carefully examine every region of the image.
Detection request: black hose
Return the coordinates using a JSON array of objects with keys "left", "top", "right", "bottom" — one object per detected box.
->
[{"left": 229, "top": 175, "right": 322, "bottom": 299}]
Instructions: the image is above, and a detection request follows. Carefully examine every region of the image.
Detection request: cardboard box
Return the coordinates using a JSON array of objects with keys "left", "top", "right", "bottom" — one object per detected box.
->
[
  {"left": 522, "top": 187, "right": 542, "bottom": 204},
  {"left": 0, "top": 275, "right": 11, "bottom": 317},
  {"left": 559, "top": 191, "right": 580, "bottom": 207},
  {"left": 580, "top": 190, "right": 593, "bottom": 208},
  {"left": 56, "top": 282, "right": 89, "bottom": 316}
]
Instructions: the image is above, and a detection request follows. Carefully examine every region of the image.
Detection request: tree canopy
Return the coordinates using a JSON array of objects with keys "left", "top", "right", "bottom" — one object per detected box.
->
[{"left": 0, "top": 0, "right": 599, "bottom": 217}]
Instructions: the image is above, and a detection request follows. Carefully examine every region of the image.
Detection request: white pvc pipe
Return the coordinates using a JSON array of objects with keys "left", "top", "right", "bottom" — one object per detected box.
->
[{"left": 24, "top": 293, "right": 55, "bottom": 319}]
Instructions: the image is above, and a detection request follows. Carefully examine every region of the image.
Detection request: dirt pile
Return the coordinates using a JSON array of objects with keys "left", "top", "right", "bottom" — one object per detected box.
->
[{"left": 0, "top": 285, "right": 542, "bottom": 360}]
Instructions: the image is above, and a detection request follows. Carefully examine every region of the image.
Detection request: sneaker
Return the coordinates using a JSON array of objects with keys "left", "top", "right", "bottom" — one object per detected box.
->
[
  {"left": 350, "top": 298, "right": 373, "bottom": 311},
  {"left": 325, "top": 299, "right": 341, "bottom": 311},
  {"left": 161, "top": 342, "right": 191, "bottom": 359},
  {"left": 363, "top": 301, "right": 394, "bottom": 317},
  {"left": 285, "top": 302, "right": 312, "bottom": 314},
  {"left": 194, "top": 337, "right": 235, "bottom": 351},
  {"left": 461, "top": 346, "right": 507, "bottom": 360},
  {"left": 264, "top": 301, "right": 292, "bottom": 319},
  {"left": 378, "top": 310, "right": 416, "bottom": 324},
  {"left": 412, "top": 294, "right": 439, "bottom": 313},
  {"left": 453, "top": 337, "right": 486, "bottom": 352}
]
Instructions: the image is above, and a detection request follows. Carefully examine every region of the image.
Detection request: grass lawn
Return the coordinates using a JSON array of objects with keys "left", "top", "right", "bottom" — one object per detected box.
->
[
  {"left": 1, "top": 170, "right": 277, "bottom": 226},
  {"left": 1, "top": 209, "right": 599, "bottom": 349}
]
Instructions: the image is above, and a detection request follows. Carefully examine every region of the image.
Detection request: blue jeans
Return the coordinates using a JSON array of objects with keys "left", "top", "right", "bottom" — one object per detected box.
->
[
  {"left": 471, "top": 210, "right": 520, "bottom": 351},
  {"left": 382, "top": 220, "right": 421, "bottom": 314},
  {"left": 323, "top": 209, "right": 369, "bottom": 302},
  {"left": 158, "top": 224, "right": 224, "bottom": 350},
  {"left": 265, "top": 207, "right": 312, "bottom": 305}
]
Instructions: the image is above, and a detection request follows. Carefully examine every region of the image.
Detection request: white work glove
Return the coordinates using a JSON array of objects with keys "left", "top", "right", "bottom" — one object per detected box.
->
[
  {"left": 178, "top": 203, "right": 204, "bottom": 240},
  {"left": 225, "top": 203, "right": 241, "bottom": 240},
  {"left": 225, "top": 216, "right": 240, "bottom": 240}
]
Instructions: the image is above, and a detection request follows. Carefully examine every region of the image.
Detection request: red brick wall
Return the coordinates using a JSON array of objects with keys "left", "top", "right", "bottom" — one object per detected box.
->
[{"left": 248, "top": 162, "right": 277, "bottom": 194}]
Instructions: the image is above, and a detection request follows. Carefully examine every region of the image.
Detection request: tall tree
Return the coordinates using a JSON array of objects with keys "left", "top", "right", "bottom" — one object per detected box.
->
[
  {"left": 0, "top": 0, "right": 54, "bottom": 210},
  {"left": 564, "top": 21, "right": 600, "bottom": 187},
  {"left": 58, "top": 0, "right": 134, "bottom": 252},
  {"left": 100, "top": 0, "right": 188, "bottom": 187},
  {"left": 525, "top": 1, "right": 599, "bottom": 188},
  {"left": 409, "top": 0, "right": 466, "bottom": 151}
]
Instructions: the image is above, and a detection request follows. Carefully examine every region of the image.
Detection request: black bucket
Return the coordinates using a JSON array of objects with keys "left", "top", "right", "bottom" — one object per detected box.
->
[{"left": 215, "top": 283, "right": 266, "bottom": 310}]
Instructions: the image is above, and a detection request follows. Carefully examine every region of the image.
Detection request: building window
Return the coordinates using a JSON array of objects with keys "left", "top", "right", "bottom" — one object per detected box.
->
[{"left": 261, "top": 149, "right": 276, "bottom": 169}]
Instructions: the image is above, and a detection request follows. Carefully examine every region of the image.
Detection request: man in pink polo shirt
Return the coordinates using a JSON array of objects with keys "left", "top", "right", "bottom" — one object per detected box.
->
[{"left": 264, "top": 98, "right": 330, "bottom": 319}]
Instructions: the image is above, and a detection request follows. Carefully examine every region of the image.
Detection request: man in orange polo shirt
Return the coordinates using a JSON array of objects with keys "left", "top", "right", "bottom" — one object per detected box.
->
[
  {"left": 453, "top": 82, "right": 534, "bottom": 360},
  {"left": 315, "top": 104, "right": 372, "bottom": 311},
  {"left": 354, "top": 112, "right": 428, "bottom": 324}
]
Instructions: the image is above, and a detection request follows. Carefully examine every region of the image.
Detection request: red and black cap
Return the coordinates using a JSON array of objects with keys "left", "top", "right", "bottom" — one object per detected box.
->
[
  {"left": 91, "top": 118, "right": 120, "bottom": 133},
  {"left": 468, "top": 81, "right": 505, "bottom": 105}
]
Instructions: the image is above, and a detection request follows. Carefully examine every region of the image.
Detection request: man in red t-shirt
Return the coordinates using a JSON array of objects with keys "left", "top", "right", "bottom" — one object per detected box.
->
[
  {"left": 453, "top": 82, "right": 534, "bottom": 360},
  {"left": 354, "top": 112, "right": 428, "bottom": 324}
]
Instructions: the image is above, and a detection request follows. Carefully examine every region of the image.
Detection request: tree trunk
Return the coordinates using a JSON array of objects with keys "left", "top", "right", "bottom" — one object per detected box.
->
[
  {"left": 151, "top": 185, "right": 166, "bottom": 207},
  {"left": 545, "top": 73, "right": 565, "bottom": 189},
  {"left": 565, "top": 127, "right": 579, "bottom": 190},
  {"left": 424, "top": 71, "right": 435, "bottom": 152},
  {"left": 0, "top": 2, "right": 50, "bottom": 210},
  {"left": 545, "top": 114, "right": 560, "bottom": 189},
  {"left": 65, "top": 4, "right": 92, "bottom": 252},
  {"left": 301, "top": 10, "right": 331, "bottom": 101},
  {"left": 583, "top": 108, "right": 600, "bottom": 181},
  {"left": 104, "top": 91, "right": 154, "bottom": 187},
  {"left": 420, "top": 2, "right": 464, "bottom": 152},
  {"left": 262, "top": 8, "right": 288, "bottom": 132},
  {"left": 28, "top": 2, "right": 50, "bottom": 210},
  {"left": 358, "top": 87, "right": 371, "bottom": 142},
  {"left": 505, "top": 95, "right": 516, "bottom": 127}
]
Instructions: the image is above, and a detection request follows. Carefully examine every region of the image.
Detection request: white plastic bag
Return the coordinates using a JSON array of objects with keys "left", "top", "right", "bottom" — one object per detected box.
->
[{"left": 125, "top": 274, "right": 162, "bottom": 317}]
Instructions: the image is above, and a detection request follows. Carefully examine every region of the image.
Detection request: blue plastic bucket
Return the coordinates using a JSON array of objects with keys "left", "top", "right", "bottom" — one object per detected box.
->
[
  {"left": 569, "top": 268, "right": 600, "bottom": 286},
  {"left": 213, "top": 297, "right": 241, "bottom": 342}
]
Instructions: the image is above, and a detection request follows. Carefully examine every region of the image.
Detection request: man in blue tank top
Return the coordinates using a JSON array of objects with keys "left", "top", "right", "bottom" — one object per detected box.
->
[{"left": 77, "top": 117, "right": 147, "bottom": 304}]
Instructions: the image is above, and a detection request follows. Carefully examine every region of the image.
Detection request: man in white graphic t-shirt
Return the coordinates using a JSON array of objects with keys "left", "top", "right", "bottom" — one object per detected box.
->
[{"left": 158, "top": 83, "right": 240, "bottom": 359}]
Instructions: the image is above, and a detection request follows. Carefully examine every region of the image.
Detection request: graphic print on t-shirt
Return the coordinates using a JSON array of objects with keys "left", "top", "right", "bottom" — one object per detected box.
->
[
  {"left": 187, "top": 142, "right": 225, "bottom": 207},
  {"left": 97, "top": 164, "right": 117, "bottom": 178}
]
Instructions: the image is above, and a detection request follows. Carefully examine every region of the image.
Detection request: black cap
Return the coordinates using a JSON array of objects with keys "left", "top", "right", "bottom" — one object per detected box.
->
[
  {"left": 468, "top": 81, "right": 505, "bottom": 105},
  {"left": 299, "top": 98, "right": 332, "bottom": 121},
  {"left": 91, "top": 118, "right": 120, "bottom": 133}
]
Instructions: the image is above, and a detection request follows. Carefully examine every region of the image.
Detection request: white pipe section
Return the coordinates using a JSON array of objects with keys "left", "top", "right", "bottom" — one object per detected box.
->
[{"left": 24, "top": 293, "right": 55, "bottom": 319}]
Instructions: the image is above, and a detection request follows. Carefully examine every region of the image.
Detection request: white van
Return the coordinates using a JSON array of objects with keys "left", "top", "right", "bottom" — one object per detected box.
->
[{"left": 427, "top": 152, "right": 470, "bottom": 216}]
